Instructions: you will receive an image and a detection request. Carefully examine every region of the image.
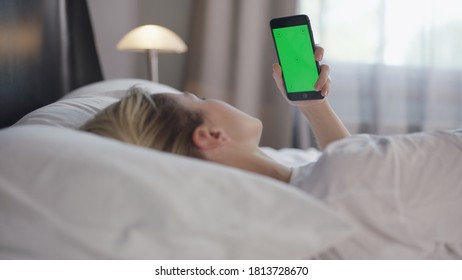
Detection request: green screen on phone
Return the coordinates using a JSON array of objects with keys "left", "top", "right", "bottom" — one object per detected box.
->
[{"left": 272, "top": 25, "right": 318, "bottom": 93}]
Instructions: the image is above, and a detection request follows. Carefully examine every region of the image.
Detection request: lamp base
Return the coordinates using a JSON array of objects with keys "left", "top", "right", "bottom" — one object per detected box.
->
[{"left": 148, "top": 49, "right": 159, "bottom": 82}]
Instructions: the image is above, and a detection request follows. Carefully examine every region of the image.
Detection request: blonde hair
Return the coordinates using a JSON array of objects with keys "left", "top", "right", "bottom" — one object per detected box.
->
[{"left": 80, "top": 88, "right": 205, "bottom": 159}]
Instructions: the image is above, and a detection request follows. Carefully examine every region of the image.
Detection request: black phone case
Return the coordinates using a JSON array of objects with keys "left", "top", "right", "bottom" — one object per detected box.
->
[{"left": 270, "top": 14, "right": 323, "bottom": 100}]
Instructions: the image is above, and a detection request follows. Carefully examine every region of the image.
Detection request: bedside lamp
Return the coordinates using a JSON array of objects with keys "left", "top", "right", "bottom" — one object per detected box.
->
[{"left": 116, "top": 25, "right": 188, "bottom": 82}]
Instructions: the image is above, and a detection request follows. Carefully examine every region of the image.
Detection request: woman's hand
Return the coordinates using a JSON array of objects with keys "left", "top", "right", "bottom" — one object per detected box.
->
[
  {"left": 272, "top": 46, "right": 350, "bottom": 149},
  {"left": 272, "top": 46, "right": 331, "bottom": 107}
]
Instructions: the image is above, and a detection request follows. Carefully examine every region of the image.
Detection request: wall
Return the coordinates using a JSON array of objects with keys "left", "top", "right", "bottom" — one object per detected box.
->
[{"left": 87, "top": 0, "right": 193, "bottom": 90}]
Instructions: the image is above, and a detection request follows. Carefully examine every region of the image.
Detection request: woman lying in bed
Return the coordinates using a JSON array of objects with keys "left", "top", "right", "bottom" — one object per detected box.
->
[
  {"left": 81, "top": 47, "right": 347, "bottom": 183},
  {"left": 81, "top": 47, "right": 462, "bottom": 259}
]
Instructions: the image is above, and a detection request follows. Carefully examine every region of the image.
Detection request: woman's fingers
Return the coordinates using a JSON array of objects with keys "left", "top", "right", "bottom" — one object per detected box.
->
[
  {"left": 274, "top": 60, "right": 331, "bottom": 98},
  {"left": 314, "top": 45, "right": 324, "bottom": 61},
  {"left": 314, "top": 64, "right": 330, "bottom": 94},
  {"left": 272, "top": 63, "right": 286, "bottom": 94}
]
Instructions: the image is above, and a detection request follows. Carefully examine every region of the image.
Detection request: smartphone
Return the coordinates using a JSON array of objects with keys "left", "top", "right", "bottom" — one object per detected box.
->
[{"left": 270, "top": 14, "right": 323, "bottom": 100}]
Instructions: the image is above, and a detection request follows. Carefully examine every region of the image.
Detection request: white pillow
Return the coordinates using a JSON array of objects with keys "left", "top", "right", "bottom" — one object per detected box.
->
[
  {"left": 62, "top": 78, "right": 180, "bottom": 99},
  {"left": 0, "top": 125, "right": 353, "bottom": 259},
  {"left": 14, "top": 79, "right": 180, "bottom": 128}
]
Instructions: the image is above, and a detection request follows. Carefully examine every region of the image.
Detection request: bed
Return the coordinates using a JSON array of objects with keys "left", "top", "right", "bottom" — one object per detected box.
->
[
  {"left": 0, "top": 79, "right": 355, "bottom": 259},
  {"left": 1, "top": 0, "right": 461, "bottom": 260}
]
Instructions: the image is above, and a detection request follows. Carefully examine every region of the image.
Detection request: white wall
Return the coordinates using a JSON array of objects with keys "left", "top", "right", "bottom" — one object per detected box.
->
[{"left": 87, "top": 0, "right": 193, "bottom": 90}]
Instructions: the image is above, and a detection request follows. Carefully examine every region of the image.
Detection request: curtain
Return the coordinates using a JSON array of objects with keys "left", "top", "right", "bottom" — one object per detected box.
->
[
  {"left": 184, "top": 0, "right": 297, "bottom": 148},
  {"left": 297, "top": 0, "right": 462, "bottom": 147},
  {"left": 0, "top": 0, "right": 102, "bottom": 128}
]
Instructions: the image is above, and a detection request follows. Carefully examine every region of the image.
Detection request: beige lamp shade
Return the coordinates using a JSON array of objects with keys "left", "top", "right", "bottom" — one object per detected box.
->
[
  {"left": 116, "top": 25, "right": 187, "bottom": 82},
  {"left": 116, "top": 25, "right": 187, "bottom": 53}
]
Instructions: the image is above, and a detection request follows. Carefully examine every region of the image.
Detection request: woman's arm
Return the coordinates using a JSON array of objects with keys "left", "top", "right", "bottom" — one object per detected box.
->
[
  {"left": 296, "top": 99, "right": 350, "bottom": 150},
  {"left": 272, "top": 47, "right": 350, "bottom": 150}
]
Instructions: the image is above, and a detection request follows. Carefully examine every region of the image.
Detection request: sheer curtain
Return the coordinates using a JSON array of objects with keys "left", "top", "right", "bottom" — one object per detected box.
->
[
  {"left": 298, "top": 0, "right": 462, "bottom": 147},
  {"left": 184, "top": 0, "right": 298, "bottom": 148}
]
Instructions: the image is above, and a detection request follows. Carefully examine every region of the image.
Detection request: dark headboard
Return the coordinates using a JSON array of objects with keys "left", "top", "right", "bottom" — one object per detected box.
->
[{"left": 0, "top": 0, "right": 103, "bottom": 128}]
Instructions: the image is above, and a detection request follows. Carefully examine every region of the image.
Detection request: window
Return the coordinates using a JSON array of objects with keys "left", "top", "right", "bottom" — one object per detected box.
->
[
  {"left": 298, "top": 0, "right": 462, "bottom": 69},
  {"left": 293, "top": 0, "right": 462, "bottom": 146}
]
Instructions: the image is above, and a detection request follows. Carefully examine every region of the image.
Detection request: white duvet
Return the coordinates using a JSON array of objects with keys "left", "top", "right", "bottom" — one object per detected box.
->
[{"left": 291, "top": 130, "right": 462, "bottom": 259}]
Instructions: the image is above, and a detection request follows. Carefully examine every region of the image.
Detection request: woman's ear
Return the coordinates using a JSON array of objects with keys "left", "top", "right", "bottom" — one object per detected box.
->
[{"left": 192, "top": 125, "right": 230, "bottom": 150}]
